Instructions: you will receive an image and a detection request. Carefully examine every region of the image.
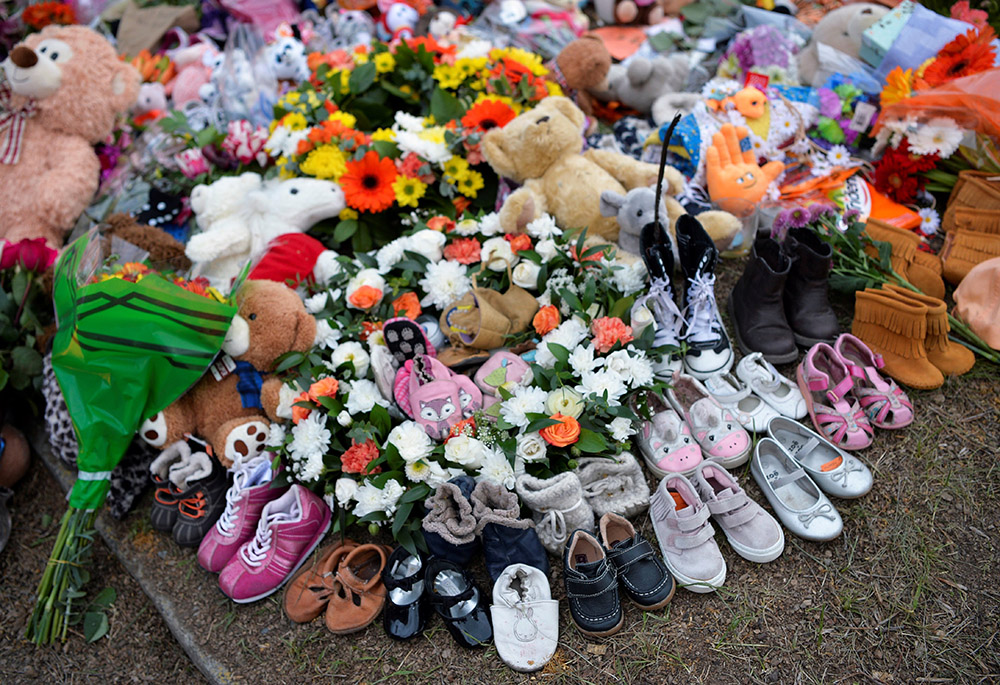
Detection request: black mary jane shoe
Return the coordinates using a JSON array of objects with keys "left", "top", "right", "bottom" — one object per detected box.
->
[
  {"left": 381, "top": 546, "right": 430, "bottom": 641},
  {"left": 425, "top": 558, "right": 493, "bottom": 648}
]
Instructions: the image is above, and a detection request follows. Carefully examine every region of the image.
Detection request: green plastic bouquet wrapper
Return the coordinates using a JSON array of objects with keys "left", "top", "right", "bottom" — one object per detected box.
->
[{"left": 51, "top": 228, "right": 238, "bottom": 510}]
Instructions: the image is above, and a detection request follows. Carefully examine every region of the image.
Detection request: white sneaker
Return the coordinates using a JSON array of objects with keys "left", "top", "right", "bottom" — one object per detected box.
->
[
  {"left": 736, "top": 353, "right": 807, "bottom": 419},
  {"left": 681, "top": 272, "right": 733, "bottom": 379},
  {"left": 702, "top": 372, "right": 781, "bottom": 433},
  {"left": 633, "top": 278, "right": 684, "bottom": 376},
  {"left": 490, "top": 563, "right": 559, "bottom": 673}
]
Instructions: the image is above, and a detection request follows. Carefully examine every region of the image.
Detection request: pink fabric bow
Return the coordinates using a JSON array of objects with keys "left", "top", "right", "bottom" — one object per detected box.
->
[{"left": 0, "top": 80, "right": 37, "bottom": 165}]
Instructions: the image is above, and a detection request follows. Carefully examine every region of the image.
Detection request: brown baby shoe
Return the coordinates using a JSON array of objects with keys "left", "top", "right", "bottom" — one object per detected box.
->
[
  {"left": 325, "top": 544, "right": 390, "bottom": 635},
  {"left": 880, "top": 284, "right": 975, "bottom": 376},
  {"left": 284, "top": 539, "right": 357, "bottom": 623}
]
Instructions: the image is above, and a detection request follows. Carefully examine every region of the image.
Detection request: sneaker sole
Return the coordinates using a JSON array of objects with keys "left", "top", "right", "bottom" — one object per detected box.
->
[
  {"left": 573, "top": 612, "right": 625, "bottom": 638},
  {"left": 723, "top": 526, "right": 785, "bottom": 564},
  {"left": 681, "top": 353, "right": 734, "bottom": 381},
  {"left": 227, "top": 510, "right": 333, "bottom": 605},
  {"left": 704, "top": 445, "right": 752, "bottom": 470},
  {"left": 727, "top": 292, "right": 799, "bottom": 366}
]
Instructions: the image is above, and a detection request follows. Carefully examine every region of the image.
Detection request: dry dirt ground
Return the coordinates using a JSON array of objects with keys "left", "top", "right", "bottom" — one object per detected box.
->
[{"left": 1, "top": 266, "right": 998, "bottom": 685}]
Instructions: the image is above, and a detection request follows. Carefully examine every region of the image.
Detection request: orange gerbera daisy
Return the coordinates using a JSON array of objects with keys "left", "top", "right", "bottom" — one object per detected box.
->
[
  {"left": 880, "top": 66, "right": 912, "bottom": 107},
  {"left": 461, "top": 99, "right": 516, "bottom": 133},
  {"left": 340, "top": 151, "right": 398, "bottom": 213},
  {"left": 922, "top": 26, "right": 996, "bottom": 87}
]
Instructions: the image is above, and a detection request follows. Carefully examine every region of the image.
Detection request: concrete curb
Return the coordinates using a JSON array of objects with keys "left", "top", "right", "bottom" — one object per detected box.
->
[{"left": 31, "top": 428, "right": 233, "bottom": 685}]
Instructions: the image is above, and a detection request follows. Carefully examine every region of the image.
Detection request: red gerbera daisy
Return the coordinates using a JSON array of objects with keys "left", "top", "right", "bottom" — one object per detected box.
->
[
  {"left": 340, "top": 151, "right": 397, "bottom": 213},
  {"left": 461, "top": 99, "right": 516, "bottom": 133},
  {"left": 872, "top": 140, "right": 935, "bottom": 205},
  {"left": 922, "top": 26, "right": 996, "bottom": 87}
]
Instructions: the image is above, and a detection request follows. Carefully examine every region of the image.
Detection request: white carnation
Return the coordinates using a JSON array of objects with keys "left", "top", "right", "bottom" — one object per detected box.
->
[
  {"left": 419, "top": 259, "right": 472, "bottom": 309},
  {"left": 403, "top": 229, "right": 446, "bottom": 263},
  {"left": 525, "top": 213, "right": 561, "bottom": 240},
  {"left": 452, "top": 219, "right": 481, "bottom": 236},
  {"left": 352, "top": 480, "right": 386, "bottom": 518},
  {"left": 376, "top": 240, "right": 406, "bottom": 274},
  {"left": 477, "top": 212, "right": 502, "bottom": 236},
  {"left": 611, "top": 260, "right": 648, "bottom": 296},
  {"left": 476, "top": 447, "right": 515, "bottom": 490},
  {"left": 387, "top": 421, "right": 434, "bottom": 463},
  {"left": 381, "top": 478, "right": 405, "bottom": 516},
  {"left": 275, "top": 382, "right": 303, "bottom": 419},
  {"left": 345, "top": 378, "right": 385, "bottom": 415},
  {"left": 312, "top": 250, "right": 342, "bottom": 284},
  {"left": 609, "top": 417, "right": 636, "bottom": 443},
  {"left": 304, "top": 291, "right": 330, "bottom": 314},
  {"left": 314, "top": 319, "right": 341, "bottom": 350}
]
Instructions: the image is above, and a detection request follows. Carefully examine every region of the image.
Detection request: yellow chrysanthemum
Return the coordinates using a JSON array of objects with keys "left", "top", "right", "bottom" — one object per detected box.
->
[
  {"left": 392, "top": 176, "right": 428, "bottom": 208},
  {"left": 374, "top": 52, "right": 395, "bottom": 73},
  {"left": 490, "top": 47, "right": 547, "bottom": 76},
  {"left": 433, "top": 64, "right": 465, "bottom": 89},
  {"left": 300, "top": 145, "right": 348, "bottom": 180},
  {"left": 353, "top": 50, "right": 370, "bottom": 64},
  {"left": 339, "top": 208, "right": 359, "bottom": 221},
  {"left": 442, "top": 155, "right": 470, "bottom": 182},
  {"left": 457, "top": 170, "right": 484, "bottom": 198},
  {"left": 282, "top": 112, "right": 308, "bottom": 131},
  {"left": 305, "top": 90, "right": 321, "bottom": 109},
  {"left": 371, "top": 128, "right": 396, "bottom": 142},
  {"left": 880, "top": 66, "right": 913, "bottom": 108},
  {"left": 328, "top": 110, "right": 358, "bottom": 128},
  {"left": 338, "top": 70, "right": 351, "bottom": 94},
  {"left": 280, "top": 92, "right": 302, "bottom": 106},
  {"left": 545, "top": 80, "right": 564, "bottom": 97}
]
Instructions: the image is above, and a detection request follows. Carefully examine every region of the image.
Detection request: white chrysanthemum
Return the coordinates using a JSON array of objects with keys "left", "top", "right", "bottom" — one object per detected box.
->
[
  {"left": 295, "top": 452, "right": 324, "bottom": 483},
  {"left": 394, "top": 112, "right": 425, "bottom": 132},
  {"left": 577, "top": 369, "right": 628, "bottom": 406},
  {"left": 444, "top": 435, "right": 488, "bottom": 469},
  {"left": 603, "top": 349, "right": 633, "bottom": 379},
  {"left": 425, "top": 462, "right": 464, "bottom": 489},
  {"left": 452, "top": 219, "right": 480, "bottom": 236},
  {"left": 477, "top": 212, "right": 503, "bottom": 236},
  {"left": 352, "top": 480, "right": 386, "bottom": 518},
  {"left": 289, "top": 412, "right": 331, "bottom": 464},
  {"left": 526, "top": 213, "right": 561, "bottom": 240},
  {"left": 266, "top": 422, "right": 286, "bottom": 448},
  {"left": 304, "top": 292, "right": 329, "bottom": 314},
  {"left": 334, "top": 477, "right": 357, "bottom": 507},
  {"left": 404, "top": 459, "right": 431, "bottom": 483},
  {"left": 609, "top": 417, "right": 636, "bottom": 443},
  {"left": 376, "top": 240, "right": 406, "bottom": 274},
  {"left": 265, "top": 126, "right": 310, "bottom": 159},
  {"left": 328, "top": 341, "right": 370, "bottom": 378},
  {"left": 535, "top": 238, "right": 558, "bottom": 262},
  {"left": 626, "top": 349, "right": 655, "bottom": 388},
  {"left": 909, "top": 118, "right": 963, "bottom": 158},
  {"left": 481, "top": 236, "right": 515, "bottom": 272},
  {"left": 387, "top": 421, "right": 434, "bottom": 463},
  {"left": 918, "top": 207, "right": 940, "bottom": 235},
  {"left": 419, "top": 259, "right": 472, "bottom": 308},
  {"left": 499, "top": 385, "right": 548, "bottom": 429},
  {"left": 314, "top": 319, "right": 341, "bottom": 350},
  {"left": 381, "top": 479, "right": 405, "bottom": 516},
  {"left": 568, "top": 343, "right": 598, "bottom": 376},
  {"left": 826, "top": 145, "right": 851, "bottom": 167},
  {"left": 611, "top": 260, "right": 647, "bottom": 296},
  {"left": 476, "top": 447, "right": 515, "bottom": 490},
  {"left": 345, "top": 379, "right": 385, "bottom": 415},
  {"left": 395, "top": 127, "right": 451, "bottom": 163}
]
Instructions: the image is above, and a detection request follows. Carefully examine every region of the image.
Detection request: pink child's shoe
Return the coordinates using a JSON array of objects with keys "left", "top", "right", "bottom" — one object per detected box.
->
[
  {"left": 666, "top": 373, "right": 751, "bottom": 469},
  {"left": 635, "top": 392, "right": 704, "bottom": 477},
  {"left": 219, "top": 484, "right": 332, "bottom": 603},
  {"left": 834, "top": 334, "right": 914, "bottom": 430},
  {"left": 797, "top": 343, "right": 873, "bottom": 451}
]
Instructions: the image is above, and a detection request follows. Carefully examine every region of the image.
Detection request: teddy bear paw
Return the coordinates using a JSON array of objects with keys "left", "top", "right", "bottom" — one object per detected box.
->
[
  {"left": 224, "top": 421, "right": 270, "bottom": 463},
  {"left": 140, "top": 412, "right": 168, "bottom": 448}
]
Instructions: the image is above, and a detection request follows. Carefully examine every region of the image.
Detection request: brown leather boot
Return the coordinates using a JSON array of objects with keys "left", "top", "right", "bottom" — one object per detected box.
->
[
  {"left": 880, "top": 284, "right": 975, "bottom": 376},
  {"left": 863, "top": 220, "right": 945, "bottom": 299},
  {"left": 851, "top": 289, "right": 943, "bottom": 390},
  {"left": 940, "top": 228, "right": 1000, "bottom": 285}
]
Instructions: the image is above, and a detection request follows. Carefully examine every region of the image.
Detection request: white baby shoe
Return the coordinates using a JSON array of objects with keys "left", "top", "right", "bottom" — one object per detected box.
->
[
  {"left": 490, "top": 563, "right": 559, "bottom": 673},
  {"left": 736, "top": 352, "right": 807, "bottom": 419}
]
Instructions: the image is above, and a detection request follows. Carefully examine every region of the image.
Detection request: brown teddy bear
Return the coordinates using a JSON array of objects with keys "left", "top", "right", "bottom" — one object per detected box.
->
[
  {"left": 138, "top": 280, "right": 316, "bottom": 467},
  {"left": 0, "top": 26, "right": 140, "bottom": 247},
  {"left": 103, "top": 213, "right": 192, "bottom": 272},
  {"left": 553, "top": 36, "right": 613, "bottom": 121},
  {"left": 482, "top": 96, "right": 685, "bottom": 241}
]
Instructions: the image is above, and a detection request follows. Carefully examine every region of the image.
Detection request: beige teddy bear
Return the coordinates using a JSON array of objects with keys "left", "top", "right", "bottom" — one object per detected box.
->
[{"left": 481, "top": 96, "right": 685, "bottom": 241}]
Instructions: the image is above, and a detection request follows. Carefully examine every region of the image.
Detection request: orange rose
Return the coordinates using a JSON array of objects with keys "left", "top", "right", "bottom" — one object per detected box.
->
[
  {"left": 291, "top": 391, "right": 314, "bottom": 425},
  {"left": 426, "top": 215, "right": 455, "bottom": 232},
  {"left": 505, "top": 233, "right": 532, "bottom": 253},
  {"left": 309, "top": 377, "right": 340, "bottom": 399},
  {"left": 392, "top": 292, "right": 422, "bottom": 319},
  {"left": 591, "top": 316, "right": 633, "bottom": 354},
  {"left": 540, "top": 413, "right": 581, "bottom": 447},
  {"left": 349, "top": 284, "right": 382, "bottom": 310},
  {"left": 443, "top": 237, "right": 482, "bottom": 265},
  {"left": 533, "top": 305, "right": 561, "bottom": 336},
  {"left": 570, "top": 244, "right": 606, "bottom": 264}
]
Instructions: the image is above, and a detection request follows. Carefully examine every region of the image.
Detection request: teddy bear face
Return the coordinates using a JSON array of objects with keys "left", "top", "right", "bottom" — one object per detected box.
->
[
  {"left": 556, "top": 36, "right": 611, "bottom": 91},
  {"left": 222, "top": 280, "right": 317, "bottom": 371},
  {"left": 2, "top": 26, "right": 139, "bottom": 143},
  {"left": 481, "top": 97, "right": 586, "bottom": 183}
]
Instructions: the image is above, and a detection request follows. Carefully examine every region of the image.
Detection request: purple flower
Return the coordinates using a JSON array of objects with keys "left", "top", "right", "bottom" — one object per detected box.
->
[
  {"left": 807, "top": 203, "right": 836, "bottom": 223},
  {"left": 817, "top": 89, "right": 841, "bottom": 119},
  {"left": 772, "top": 210, "right": 792, "bottom": 241},
  {"left": 787, "top": 206, "right": 810, "bottom": 229}
]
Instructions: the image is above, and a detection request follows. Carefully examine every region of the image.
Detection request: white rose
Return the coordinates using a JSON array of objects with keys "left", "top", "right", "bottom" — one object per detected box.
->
[
  {"left": 535, "top": 239, "right": 558, "bottom": 262},
  {"left": 444, "top": 435, "right": 487, "bottom": 469},
  {"left": 511, "top": 261, "right": 541, "bottom": 290},
  {"left": 337, "top": 410, "right": 353, "bottom": 427},
  {"left": 328, "top": 341, "right": 370, "bottom": 378},
  {"left": 404, "top": 229, "right": 446, "bottom": 263},
  {"left": 631, "top": 303, "right": 654, "bottom": 339},
  {"left": 275, "top": 382, "right": 303, "bottom": 419},
  {"left": 515, "top": 432, "right": 547, "bottom": 463},
  {"left": 334, "top": 477, "right": 358, "bottom": 507},
  {"left": 480, "top": 237, "right": 514, "bottom": 272},
  {"left": 604, "top": 350, "right": 633, "bottom": 378},
  {"left": 545, "top": 387, "right": 585, "bottom": 419}
]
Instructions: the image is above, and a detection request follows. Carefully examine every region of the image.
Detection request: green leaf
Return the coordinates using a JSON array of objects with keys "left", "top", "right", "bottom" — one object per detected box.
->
[
  {"left": 430, "top": 87, "right": 464, "bottom": 124},
  {"left": 876, "top": 241, "right": 893, "bottom": 271},
  {"left": 274, "top": 351, "right": 306, "bottom": 373},
  {"left": 400, "top": 483, "right": 430, "bottom": 504},
  {"left": 525, "top": 416, "right": 562, "bottom": 432},
  {"left": 348, "top": 62, "right": 377, "bottom": 94},
  {"left": 371, "top": 140, "right": 399, "bottom": 158},
  {"left": 576, "top": 428, "right": 607, "bottom": 453},
  {"left": 545, "top": 342, "right": 570, "bottom": 365},
  {"left": 370, "top": 404, "right": 391, "bottom": 437},
  {"left": 610, "top": 295, "right": 635, "bottom": 321},
  {"left": 816, "top": 116, "right": 845, "bottom": 144},
  {"left": 83, "top": 612, "right": 108, "bottom": 643},
  {"left": 0, "top": 368, "right": 7, "bottom": 392},
  {"left": 396, "top": 525, "right": 417, "bottom": 557},
  {"left": 829, "top": 273, "right": 873, "bottom": 293},
  {"left": 90, "top": 587, "right": 116, "bottom": 609},
  {"left": 333, "top": 219, "right": 359, "bottom": 244},
  {"left": 392, "top": 501, "right": 414, "bottom": 537}
]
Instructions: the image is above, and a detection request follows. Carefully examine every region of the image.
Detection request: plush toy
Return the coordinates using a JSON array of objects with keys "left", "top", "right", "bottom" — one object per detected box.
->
[
  {"left": 0, "top": 26, "right": 140, "bottom": 247},
  {"left": 377, "top": 1, "right": 421, "bottom": 41},
  {"left": 248, "top": 233, "right": 342, "bottom": 287},
  {"left": 187, "top": 172, "right": 345, "bottom": 288},
  {"left": 139, "top": 279, "right": 316, "bottom": 468},
  {"left": 330, "top": 10, "right": 376, "bottom": 50},
  {"left": 266, "top": 35, "right": 309, "bottom": 83},
  {"left": 798, "top": 4, "right": 887, "bottom": 85},
  {"left": 603, "top": 54, "right": 702, "bottom": 122},
  {"left": 102, "top": 212, "right": 191, "bottom": 272},
  {"left": 593, "top": 0, "right": 666, "bottom": 25},
  {"left": 133, "top": 82, "right": 168, "bottom": 125},
  {"left": 167, "top": 43, "right": 218, "bottom": 107},
  {"left": 553, "top": 36, "right": 613, "bottom": 121},
  {"left": 481, "top": 96, "right": 684, "bottom": 240}
]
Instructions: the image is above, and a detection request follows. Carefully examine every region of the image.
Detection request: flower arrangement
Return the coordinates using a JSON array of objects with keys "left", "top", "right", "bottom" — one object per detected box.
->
[
  {"left": 717, "top": 25, "right": 803, "bottom": 85},
  {"left": 265, "top": 39, "right": 559, "bottom": 250},
  {"left": 21, "top": 1, "right": 75, "bottom": 30}
]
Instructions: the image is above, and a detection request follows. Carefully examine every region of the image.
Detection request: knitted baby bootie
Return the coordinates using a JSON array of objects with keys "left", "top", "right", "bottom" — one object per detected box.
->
[
  {"left": 470, "top": 481, "right": 548, "bottom": 582},
  {"left": 575, "top": 452, "right": 650, "bottom": 520},
  {"left": 515, "top": 472, "right": 594, "bottom": 555},
  {"left": 422, "top": 478, "right": 480, "bottom": 565}
]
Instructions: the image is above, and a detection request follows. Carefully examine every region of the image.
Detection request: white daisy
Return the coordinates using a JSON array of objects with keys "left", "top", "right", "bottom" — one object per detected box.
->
[
  {"left": 452, "top": 219, "right": 480, "bottom": 236},
  {"left": 404, "top": 460, "right": 431, "bottom": 483},
  {"left": 826, "top": 145, "right": 851, "bottom": 167},
  {"left": 918, "top": 208, "right": 940, "bottom": 235},
  {"left": 419, "top": 259, "right": 472, "bottom": 309},
  {"left": 788, "top": 137, "right": 811, "bottom": 156},
  {"left": 909, "top": 118, "right": 963, "bottom": 158}
]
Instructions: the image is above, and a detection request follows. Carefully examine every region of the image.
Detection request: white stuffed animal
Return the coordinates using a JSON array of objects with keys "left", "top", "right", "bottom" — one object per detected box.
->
[
  {"left": 187, "top": 173, "right": 346, "bottom": 288},
  {"left": 266, "top": 36, "right": 309, "bottom": 83}
]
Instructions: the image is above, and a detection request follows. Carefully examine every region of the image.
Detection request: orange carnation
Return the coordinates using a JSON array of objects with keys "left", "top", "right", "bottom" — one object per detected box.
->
[
  {"left": 349, "top": 284, "right": 382, "bottom": 310},
  {"left": 533, "top": 305, "right": 561, "bottom": 336},
  {"left": 540, "top": 413, "right": 581, "bottom": 447},
  {"left": 505, "top": 233, "right": 532, "bottom": 253},
  {"left": 291, "top": 391, "right": 314, "bottom": 425},
  {"left": 443, "top": 237, "right": 482, "bottom": 265},
  {"left": 341, "top": 439, "right": 381, "bottom": 474},
  {"left": 309, "top": 377, "right": 340, "bottom": 399},
  {"left": 591, "top": 316, "right": 633, "bottom": 354},
  {"left": 392, "top": 291, "right": 422, "bottom": 319}
]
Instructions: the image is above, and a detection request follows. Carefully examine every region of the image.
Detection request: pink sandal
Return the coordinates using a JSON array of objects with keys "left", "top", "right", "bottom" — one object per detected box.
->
[
  {"left": 797, "top": 343, "right": 873, "bottom": 451},
  {"left": 834, "top": 334, "right": 914, "bottom": 430}
]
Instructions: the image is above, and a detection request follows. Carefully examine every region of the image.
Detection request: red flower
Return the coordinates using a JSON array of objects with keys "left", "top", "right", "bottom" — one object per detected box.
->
[
  {"left": 360, "top": 320, "right": 383, "bottom": 342},
  {"left": 341, "top": 439, "right": 381, "bottom": 474},
  {"left": 872, "top": 139, "right": 936, "bottom": 205},
  {"left": 591, "top": 317, "right": 634, "bottom": 354},
  {"left": 427, "top": 216, "right": 455, "bottom": 232},
  {"left": 22, "top": 2, "right": 75, "bottom": 29},
  {"left": 922, "top": 26, "right": 996, "bottom": 87},
  {"left": 396, "top": 152, "right": 435, "bottom": 183},
  {"left": 443, "top": 237, "right": 482, "bottom": 264},
  {"left": 340, "top": 151, "right": 398, "bottom": 213},
  {"left": 4, "top": 238, "right": 59, "bottom": 272},
  {"left": 461, "top": 99, "right": 516, "bottom": 134},
  {"left": 504, "top": 233, "right": 532, "bottom": 253},
  {"left": 452, "top": 196, "right": 471, "bottom": 218}
]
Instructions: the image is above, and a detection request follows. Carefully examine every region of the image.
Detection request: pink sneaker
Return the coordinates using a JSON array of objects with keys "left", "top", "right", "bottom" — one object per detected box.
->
[
  {"left": 797, "top": 343, "right": 873, "bottom": 451},
  {"left": 219, "top": 484, "right": 332, "bottom": 603},
  {"left": 198, "top": 458, "right": 287, "bottom": 573},
  {"left": 634, "top": 392, "right": 703, "bottom": 477},
  {"left": 665, "top": 372, "right": 751, "bottom": 469},
  {"left": 833, "top": 334, "right": 913, "bottom": 430}
]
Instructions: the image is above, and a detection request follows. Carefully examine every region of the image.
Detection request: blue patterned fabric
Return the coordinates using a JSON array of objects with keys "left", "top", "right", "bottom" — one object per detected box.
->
[{"left": 234, "top": 361, "right": 264, "bottom": 409}]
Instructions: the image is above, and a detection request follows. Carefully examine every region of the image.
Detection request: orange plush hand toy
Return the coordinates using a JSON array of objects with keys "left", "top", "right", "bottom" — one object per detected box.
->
[{"left": 705, "top": 124, "right": 784, "bottom": 209}]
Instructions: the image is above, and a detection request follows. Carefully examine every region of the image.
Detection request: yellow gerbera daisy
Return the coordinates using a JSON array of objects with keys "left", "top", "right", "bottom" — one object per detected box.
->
[{"left": 392, "top": 176, "right": 428, "bottom": 208}]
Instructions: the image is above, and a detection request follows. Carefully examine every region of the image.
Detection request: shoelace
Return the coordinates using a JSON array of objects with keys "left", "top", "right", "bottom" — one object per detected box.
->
[
  {"left": 683, "top": 272, "right": 722, "bottom": 344},
  {"left": 536, "top": 499, "right": 586, "bottom": 546},
  {"left": 241, "top": 509, "right": 293, "bottom": 567},
  {"left": 647, "top": 278, "right": 686, "bottom": 347},
  {"left": 215, "top": 459, "right": 266, "bottom": 537}
]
